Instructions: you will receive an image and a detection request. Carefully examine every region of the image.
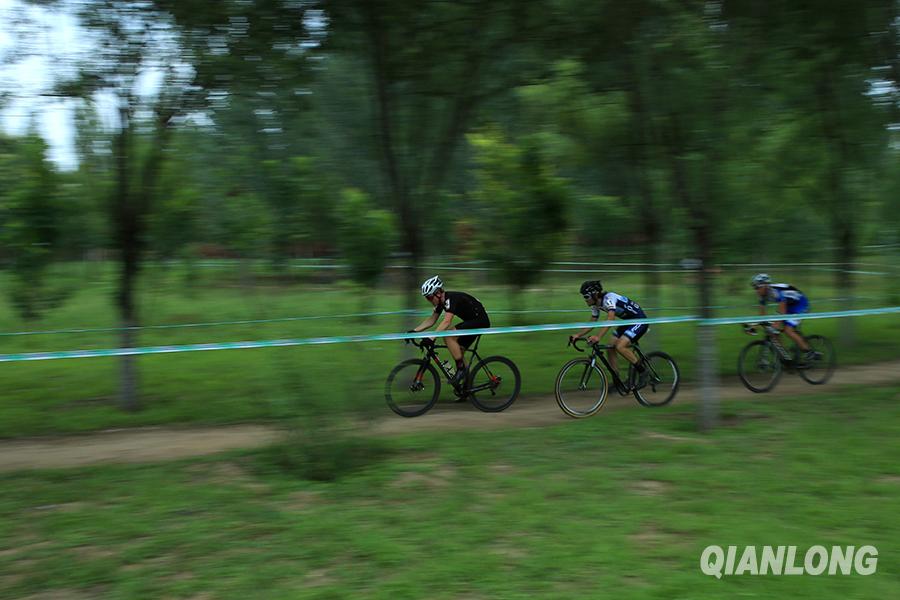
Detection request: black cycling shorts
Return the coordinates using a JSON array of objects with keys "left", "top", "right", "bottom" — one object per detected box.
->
[
  {"left": 613, "top": 322, "right": 648, "bottom": 342},
  {"left": 454, "top": 316, "right": 491, "bottom": 349}
]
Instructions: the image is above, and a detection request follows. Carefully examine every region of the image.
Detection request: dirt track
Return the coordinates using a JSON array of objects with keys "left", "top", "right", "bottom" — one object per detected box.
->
[{"left": 1, "top": 361, "right": 898, "bottom": 472}]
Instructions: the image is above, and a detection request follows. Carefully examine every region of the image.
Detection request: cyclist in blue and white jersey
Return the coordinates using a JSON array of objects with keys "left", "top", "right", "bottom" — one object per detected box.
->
[
  {"left": 570, "top": 280, "right": 649, "bottom": 387},
  {"left": 750, "top": 273, "right": 816, "bottom": 361}
]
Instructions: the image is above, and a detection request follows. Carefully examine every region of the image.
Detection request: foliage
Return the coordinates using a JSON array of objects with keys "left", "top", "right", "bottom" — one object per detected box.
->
[
  {"left": 334, "top": 187, "right": 398, "bottom": 288},
  {"left": 468, "top": 128, "right": 570, "bottom": 289},
  {"left": 0, "top": 134, "right": 69, "bottom": 320}
]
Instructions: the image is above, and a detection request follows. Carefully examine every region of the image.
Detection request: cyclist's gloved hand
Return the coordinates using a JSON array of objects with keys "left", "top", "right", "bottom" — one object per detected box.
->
[{"left": 405, "top": 330, "right": 416, "bottom": 344}]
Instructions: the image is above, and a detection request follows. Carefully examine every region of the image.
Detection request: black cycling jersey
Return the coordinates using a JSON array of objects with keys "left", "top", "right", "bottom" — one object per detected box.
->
[
  {"left": 591, "top": 292, "right": 646, "bottom": 320},
  {"left": 434, "top": 291, "right": 488, "bottom": 321}
]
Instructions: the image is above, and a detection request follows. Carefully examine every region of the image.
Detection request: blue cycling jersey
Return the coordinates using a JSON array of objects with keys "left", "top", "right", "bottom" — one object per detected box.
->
[
  {"left": 761, "top": 284, "right": 806, "bottom": 307},
  {"left": 591, "top": 292, "right": 646, "bottom": 320}
]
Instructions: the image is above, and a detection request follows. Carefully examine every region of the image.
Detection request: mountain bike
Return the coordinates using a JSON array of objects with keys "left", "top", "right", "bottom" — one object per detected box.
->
[
  {"left": 737, "top": 322, "right": 836, "bottom": 393},
  {"left": 555, "top": 338, "right": 680, "bottom": 418},
  {"left": 385, "top": 336, "right": 521, "bottom": 417}
]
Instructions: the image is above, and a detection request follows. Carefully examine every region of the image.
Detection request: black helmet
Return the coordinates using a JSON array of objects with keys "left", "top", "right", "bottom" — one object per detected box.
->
[{"left": 580, "top": 280, "right": 603, "bottom": 297}]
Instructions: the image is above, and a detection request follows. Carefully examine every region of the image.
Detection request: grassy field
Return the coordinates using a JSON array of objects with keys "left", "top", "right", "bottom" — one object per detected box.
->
[
  {"left": 0, "top": 261, "right": 898, "bottom": 437},
  {"left": 0, "top": 384, "right": 898, "bottom": 598}
]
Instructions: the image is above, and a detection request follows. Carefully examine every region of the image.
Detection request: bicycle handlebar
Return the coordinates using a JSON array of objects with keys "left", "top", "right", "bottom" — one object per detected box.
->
[
  {"left": 568, "top": 337, "right": 616, "bottom": 352},
  {"left": 407, "top": 336, "right": 448, "bottom": 351},
  {"left": 568, "top": 337, "right": 586, "bottom": 352},
  {"left": 407, "top": 336, "right": 431, "bottom": 349},
  {"left": 741, "top": 322, "right": 779, "bottom": 336}
]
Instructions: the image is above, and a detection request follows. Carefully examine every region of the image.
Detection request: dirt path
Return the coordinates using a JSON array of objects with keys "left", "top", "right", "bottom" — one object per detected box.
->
[{"left": 1, "top": 361, "right": 898, "bottom": 472}]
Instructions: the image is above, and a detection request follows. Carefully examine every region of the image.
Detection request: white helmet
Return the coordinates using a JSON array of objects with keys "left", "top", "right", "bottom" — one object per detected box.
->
[
  {"left": 421, "top": 275, "right": 443, "bottom": 297},
  {"left": 751, "top": 273, "right": 771, "bottom": 288}
]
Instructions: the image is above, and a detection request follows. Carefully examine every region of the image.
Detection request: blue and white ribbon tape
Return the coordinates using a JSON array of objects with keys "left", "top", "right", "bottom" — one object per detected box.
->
[
  {"left": 0, "top": 315, "right": 697, "bottom": 363},
  {"left": 0, "top": 309, "right": 421, "bottom": 337},
  {"left": 0, "top": 307, "right": 897, "bottom": 363},
  {"left": 0, "top": 297, "right": 872, "bottom": 338},
  {"left": 700, "top": 306, "right": 900, "bottom": 326}
]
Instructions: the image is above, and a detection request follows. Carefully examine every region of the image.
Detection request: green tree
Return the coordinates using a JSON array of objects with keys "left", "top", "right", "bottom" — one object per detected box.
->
[
  {"left": 335, "top": 187, "right": 398, "bottom": 313},
  {"left": 468, "top": 129, "right": 569, "bottom": 306},
  {"left": 326, "top": 0, "right": 550, "bottom": 309},
  {"left": 0, "top": 134, "right": 64, "bottom": 320}
]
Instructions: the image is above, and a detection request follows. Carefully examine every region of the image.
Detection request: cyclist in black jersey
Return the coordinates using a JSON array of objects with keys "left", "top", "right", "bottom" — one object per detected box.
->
[
  {"left": 409, "top": 275, "right": 491, "bottom": 386},
  {"left": 569, "top": 280, "right": 650, "bottom": 388}
]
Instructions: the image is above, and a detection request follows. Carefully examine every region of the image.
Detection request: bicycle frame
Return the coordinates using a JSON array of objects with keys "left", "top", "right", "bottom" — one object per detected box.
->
[
  {"left": 409, "top": 337, "right": 497, "bottom": 394},
  {"left": 570, "top": 339, "right": 651, "bottom": 395},
  {"left": 746, "top": 323, "right": 799, "bottom": 365}
]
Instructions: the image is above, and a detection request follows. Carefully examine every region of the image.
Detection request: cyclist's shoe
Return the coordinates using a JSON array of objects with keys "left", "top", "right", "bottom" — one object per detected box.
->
[
  {"left": 633, "top": 369, "right": 650, "bottom": 391},
  {"left": 451, "top": 366, "right": 468, "bottom": 387},
  {"left": 797, "top": 349, "right": 823, "bottom": 369}
]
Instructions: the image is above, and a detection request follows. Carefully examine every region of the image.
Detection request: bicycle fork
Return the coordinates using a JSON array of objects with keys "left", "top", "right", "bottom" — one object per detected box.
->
[
  {"left": 410, "top": 365, "right": 427, "bottom": 392},
  {"left": 578, "top": 358, "right": 597, "bottom": 391}
]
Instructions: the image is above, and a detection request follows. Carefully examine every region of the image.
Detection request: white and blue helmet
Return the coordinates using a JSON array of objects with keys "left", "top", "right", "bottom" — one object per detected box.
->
[
  {"left": 751, "top": 273, "right": 771, "bottom": 288},
  {"left": 421, "top": 275, "right": 443, "bottom": 297}
]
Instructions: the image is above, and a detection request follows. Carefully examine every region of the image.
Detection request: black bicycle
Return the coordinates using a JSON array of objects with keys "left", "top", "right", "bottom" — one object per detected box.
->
[
  {"left": 385, "top": 336, "right": 521, "bottom": 417},
  {"left": 737, "top": 322, "right": 836, "bottom": 393},
  {"left": 555, "top": 338, "right": 680, "bottom": 418}
]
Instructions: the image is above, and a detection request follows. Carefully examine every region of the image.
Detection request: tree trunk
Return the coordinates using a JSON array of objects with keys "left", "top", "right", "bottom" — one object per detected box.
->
[
  {"left": 112, "top": 104, "right": 175, "bottom": 412},
  {"left": 818, "top": 74, "right": 856, "bottom": 345},
  {"left": 664, "top": 114, "right": 719, "bottom": 431},
  {"left": 835, "top": 224, "right": 856, "bottom": 344},
  {"left": 117, "top": 229, "right": 141, "bottom": 412},
  {"left": 364, "top": 2, "right": 421, "bottom": 314},
  {"left": 626, "top": 53, "right": 663, "bottom": 346},
  {"left": 695, "top": 233, "right": 719, "bottom": 432}
]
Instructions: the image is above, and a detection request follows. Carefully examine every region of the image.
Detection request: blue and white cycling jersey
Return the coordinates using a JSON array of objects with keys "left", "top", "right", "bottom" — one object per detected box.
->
[
  {"left": 591, "top": 292, "right": 646, "bottom": 320},
  {"left": 761, "top": 284, "right": 807, "bottom": 310},
  {"left": 761, "top": 283, "right": 809, "bottom": 327}
]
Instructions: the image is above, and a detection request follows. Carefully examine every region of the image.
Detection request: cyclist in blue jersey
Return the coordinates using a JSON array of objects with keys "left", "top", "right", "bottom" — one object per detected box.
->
[
  {"left": 570, "top": 280, "right": 650, "bottom": 388},
  {"left": 750, "top": 273, "right": 817, "bottom": 362}
]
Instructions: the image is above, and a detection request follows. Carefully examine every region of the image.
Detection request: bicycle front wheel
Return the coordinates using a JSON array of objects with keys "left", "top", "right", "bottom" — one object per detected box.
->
[
  {"left": 633, "top": 351, "right": 680, "bottom": 407},
  {"left": 468, "top": 356, "right": 521, "bottom": 412},
  {"left": 555, "top": 358, "right": 609, "bottom": 418},
  {"left": 799, "top": 335, "right": 836, "bottom": 385},
  {"left": 738, "top": 340, "right": 782, "bottom": 393},
  {"left": 385, "top": 359, "right": 441, "bottom": 417}
]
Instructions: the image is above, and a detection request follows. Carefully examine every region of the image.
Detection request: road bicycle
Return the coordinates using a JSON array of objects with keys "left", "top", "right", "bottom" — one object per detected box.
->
[
  {"left": 385, "top": 336, "right": 521, "bottom": 417},
  {"left": 737, "top": 322, "right": 836, "bottom": 393},
  {"left": 554, "top": 338, "right": 680, "bottom": 418}
]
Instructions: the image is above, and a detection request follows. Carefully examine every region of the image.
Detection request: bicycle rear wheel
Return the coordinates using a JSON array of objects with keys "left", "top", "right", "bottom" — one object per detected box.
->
[
  {"left": 738, "top": 340, "right": 782, "bottom": 393},
  {"left": 632, "top": 351, "right": 680, "bottom": 407},
  {"left": 385, "top": 359, "right": 441, "bottom": 417},
  {"left": 799, "top": 335, "right": 836, "bottom": 385},
  {"left": 555, "top": 358, "right": 609, "bottom": 418},
  {"left": 468, "top": 356, "right": 521, "bottom": 412}
]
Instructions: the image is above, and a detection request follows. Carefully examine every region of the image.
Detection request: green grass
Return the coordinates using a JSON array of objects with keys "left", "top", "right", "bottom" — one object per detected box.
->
[
  {"left": 0, "top": 384, "right": 898, "bottom": 598},
  {"left": 0, "top": 262, "right": 898, "bottom": 437}
]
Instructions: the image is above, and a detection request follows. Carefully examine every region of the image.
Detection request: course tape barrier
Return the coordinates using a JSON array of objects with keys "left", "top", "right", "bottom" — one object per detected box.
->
[
  {"left": 0, "top": 315, "right": 699, "bottom": 362},
  {"left": 1, "top": 306, "right": 898, "bottom": 363},
  {"left": 0, "top": 298, "right": 874, "bottom": 338},
  {"left": 0, "top": 310, "right": 421, "bottom": 338},
  {"left": 700, "top": 306, "right": 900, "bottom": 326}
]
